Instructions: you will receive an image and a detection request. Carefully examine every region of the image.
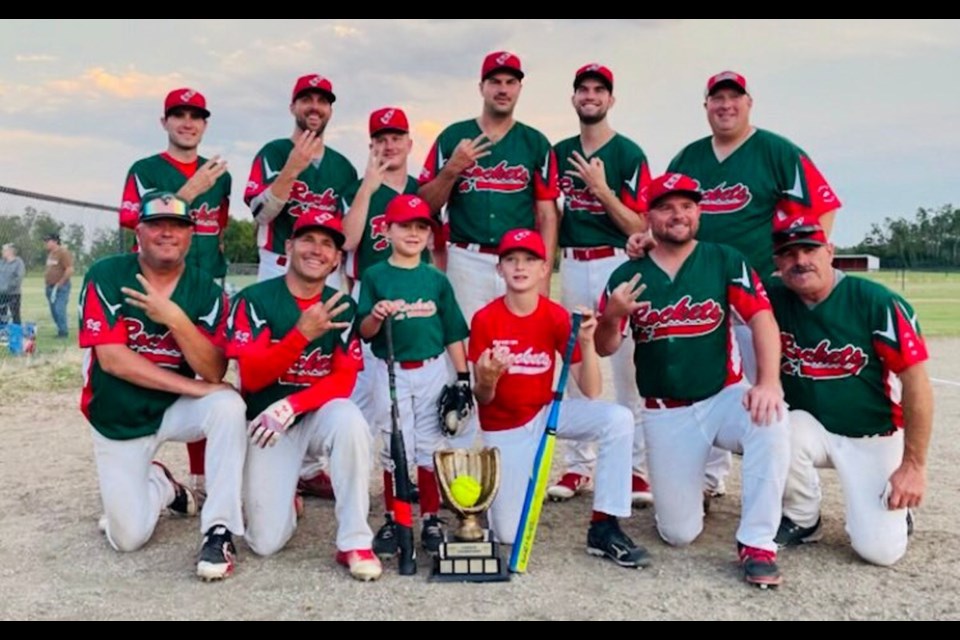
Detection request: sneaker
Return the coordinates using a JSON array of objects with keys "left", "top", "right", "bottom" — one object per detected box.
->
[
  {"left": 738, "top": 543, "right": 782, "bottom": 588},
  {"left": 547, "top": 473, "right": 590, "bottom": 502},
  {"left": 631, "top": 474, "right": 654, "bottom": 506},
  {"left": 197, "top": 525, "right": 237, "bottom": 581},
  {"left": 774, "top": 515, "right": 823, "bottom": 548},
  {"left": 298, "top": 470, "right": 335, "bottom": 500},
  {"left": 421, "top": 515, "right": 445, "bottom": 555},
  {"left": 335, "top": 549, "right": 383, "bottom": 582},
  {"left": 586, "top": 518, "right": 652, "bottom": 569},
  {"left": 152, "top": 461, "right": 199, "bottom": 517},
  {"left": 373, "top": 516, "right": 399, "bottom": 559}
]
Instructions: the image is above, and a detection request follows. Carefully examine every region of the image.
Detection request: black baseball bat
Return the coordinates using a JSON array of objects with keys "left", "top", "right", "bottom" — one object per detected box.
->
[{"left": 384, "top": 315, "right": 417, "bottom": 575}]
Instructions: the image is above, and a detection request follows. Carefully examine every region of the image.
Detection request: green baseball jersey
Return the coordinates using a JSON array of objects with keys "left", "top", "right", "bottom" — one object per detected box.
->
[
  {"left": 602, "top": 242, "right": 771, "bottom": 400},
  {"left": 419, "top": 119, "right": 559, "bottom": 246},
  {"left": 341, "top": 176, "right": 429, "bottom": 279},
  {"left": 357, "top": 261, "right": 469, "bottom": 361},
  {"left": 120, "top": 153, "right": 232, "bottom": 278},
  {"left": 244, "top": 139, "right": 358, "bottom": 253},
  {"left": 78, "top": 253, "right": 228, "bottom": 440},
  {"left": 667, "top": 128, "right": 841, "bottom": 278},
  {"left": 767, "top": 274, "right": 928, "bottom": 438},
  {"left": 554, "top": 133, "right": 651, "bottom": 248},
  {"left": 227, "top": 277, "right": 360, "bottom": 420}
]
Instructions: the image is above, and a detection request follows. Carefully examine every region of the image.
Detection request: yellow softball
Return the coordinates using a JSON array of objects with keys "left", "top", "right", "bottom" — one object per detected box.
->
[{"left": 450, "top": 475, "right": 482, "bottom": 508}]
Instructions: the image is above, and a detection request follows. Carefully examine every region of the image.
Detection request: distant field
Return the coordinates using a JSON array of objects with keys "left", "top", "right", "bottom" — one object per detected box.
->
[
  {"left": 852, "top": 270, "right": 960, "bottom": 337},
  {"left": 2, "top": 268, "right": 958, "bottom": 361}
]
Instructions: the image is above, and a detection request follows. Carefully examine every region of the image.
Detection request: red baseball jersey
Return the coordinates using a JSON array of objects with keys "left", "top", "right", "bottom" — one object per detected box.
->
[{"left": 468, "top": 296, "right": 582, "bottom": 431}]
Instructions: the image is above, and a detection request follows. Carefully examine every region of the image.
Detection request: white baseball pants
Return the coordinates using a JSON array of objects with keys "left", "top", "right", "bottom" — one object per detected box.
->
[
  {"left": 244, "top": 399, "right": 374, "bottom": 554},
  {"left": 91, "top": 389, "right": 248, "bottom": 552},
  {"left": 481, "top": 398, "right": 634, "bottom": 545},
  {"left": 783, "top": 410, "right": 909, "bottom": 566},
  {"left": 643, "top": 383, "right": 789, "bottom": 552},
  {"left": 559, "top": 253, "right": 647, "bottom": 478}
]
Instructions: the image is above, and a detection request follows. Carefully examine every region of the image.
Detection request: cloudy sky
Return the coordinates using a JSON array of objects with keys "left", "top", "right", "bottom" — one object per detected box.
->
[{"left": 1, "top": 19, "right": 957, "bottom": 247}]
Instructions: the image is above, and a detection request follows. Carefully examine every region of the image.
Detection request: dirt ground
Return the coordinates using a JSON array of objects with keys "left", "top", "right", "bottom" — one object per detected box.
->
[{"left": 1, "top": 339, "right": 958, "bottom": 620}]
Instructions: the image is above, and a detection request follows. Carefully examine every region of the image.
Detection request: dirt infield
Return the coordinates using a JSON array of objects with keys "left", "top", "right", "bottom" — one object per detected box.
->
[{"left": 1, "top": 339, "right": 958, "bottom": 620}]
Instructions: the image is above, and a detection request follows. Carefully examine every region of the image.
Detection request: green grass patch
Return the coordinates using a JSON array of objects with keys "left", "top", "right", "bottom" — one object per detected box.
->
[{"left": 850, "top": 270, "right": 960, "bottom": 337}]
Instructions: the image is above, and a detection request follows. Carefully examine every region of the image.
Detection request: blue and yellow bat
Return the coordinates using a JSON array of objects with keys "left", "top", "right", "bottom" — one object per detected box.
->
[{"left": 509, "top": 311, "right": 583, "bottom": 573}]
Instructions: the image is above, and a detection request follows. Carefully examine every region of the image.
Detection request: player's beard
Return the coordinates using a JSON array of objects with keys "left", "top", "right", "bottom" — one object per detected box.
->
[
  {"left": 296, "top": 113, "right": 328, "bottom": 136},
  {"left": 576, "top": 105, "right": 608, "bottom": 126},
  {"left": 654, "top": 220, "right": 699, "bottom": 247},
  {"left": 168, "top": 134, "right": 200, "bottom": 153}
]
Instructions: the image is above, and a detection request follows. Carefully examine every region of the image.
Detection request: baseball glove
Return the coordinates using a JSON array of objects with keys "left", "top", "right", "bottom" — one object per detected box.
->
[{"left": 437, "top": 372, "right": 475, "bottom": 437}]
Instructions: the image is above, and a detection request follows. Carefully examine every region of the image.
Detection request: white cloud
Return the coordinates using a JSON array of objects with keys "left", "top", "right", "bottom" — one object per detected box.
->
[{"left": 15, "top": 54, "right": 58, "bottom": 63}]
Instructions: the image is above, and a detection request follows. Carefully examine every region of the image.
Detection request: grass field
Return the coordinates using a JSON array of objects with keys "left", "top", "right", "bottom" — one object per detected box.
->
[{"left": 2, "top": 269, "right": 958, "bottom": 362}]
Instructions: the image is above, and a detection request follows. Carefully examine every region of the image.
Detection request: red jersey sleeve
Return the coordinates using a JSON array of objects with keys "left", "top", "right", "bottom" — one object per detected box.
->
[
  {"left": 776, "top": 154, "right": 842, "bottom": 221},
  {"left": 727, "top": 259, "right": 772, "bottom": 323},
  {"left": 621, "top": 158, "right": 653, "bottom": 213},
  {"left": 872, "top": 298, "right": 929, "bottom": 374},
  {"left": 228, "top": 296, "right": 309, "bottom": 392},
  {"left": 285, "top": 335, "right": 363, "bottom": 415},
  {"left": 534, "top": 148, "right": 561, "bottom": 201},
  {"left": 418, "top": 139, "right": 443, "bottom": 186},
  {"left": 243, "top": 152, "right": 269, "bottom": 206},
  {"left": 468, "top": 310, "right": 491, "bottom": 363},
  {"left": 78, "top": 279, "right": 128, "bottom": 348},
  {"left": 120, "top": 170, "right": 144, "bottom": 230}
]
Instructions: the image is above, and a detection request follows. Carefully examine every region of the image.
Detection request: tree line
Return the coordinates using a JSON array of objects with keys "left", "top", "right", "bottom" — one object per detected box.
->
[
  {"left": 0, "top": 207, "right": 260, "bottom": 271},
  {"left": 4, "top": 203, "right": 959, "bottom": 273},
  {"left": 843, "top": 204, "right": 960, "bottom": 269}
]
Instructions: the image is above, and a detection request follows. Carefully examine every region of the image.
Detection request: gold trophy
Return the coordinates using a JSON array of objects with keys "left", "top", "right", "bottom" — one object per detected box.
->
[{"left": 432, "top": 447, "right": 510, "bottom": 582}]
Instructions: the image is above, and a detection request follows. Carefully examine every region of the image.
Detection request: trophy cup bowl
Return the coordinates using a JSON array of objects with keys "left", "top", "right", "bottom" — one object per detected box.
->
[
  {"left": 435, "top": 447, "right": 500, "bottom": 541},
  {"left": 431, "top": 447, "right": 509, "bottom": 582}
]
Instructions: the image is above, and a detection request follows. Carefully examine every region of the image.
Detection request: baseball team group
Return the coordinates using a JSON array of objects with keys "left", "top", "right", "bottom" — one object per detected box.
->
[{"left": 77, "top": 50, "right": 934, "bottom": 590}]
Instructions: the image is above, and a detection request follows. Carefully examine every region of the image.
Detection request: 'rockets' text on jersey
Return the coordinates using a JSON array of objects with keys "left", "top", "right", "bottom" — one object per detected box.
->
[
  {"left": 667, "top": 129, "right": 840, "bottom": 278},
  {"left": 120, "top": 153, "right": 232, "bottom": 278},
  {"left": 468, "top": 296, "right": 581, "bottom": 431},
  {"left": 420, "top": 120, "right": 559, "bottom": 246},
  {"left": 244, "top": 139, "right": 357, "bottom": 254},
  {"left": 767, "top": 274, "right": 928, "bottom": 438},
  {"left": 602, "top": 243, "right": 770, "bottom": 400},
  {"left": 554, "top": 133, "right": 651, "bottom": 249},
  {"left": 357, "top": 261, "right": 468, "bottom": 362},
  {"left": 78, "top": 253, "right": 228, "bottom": 439}
]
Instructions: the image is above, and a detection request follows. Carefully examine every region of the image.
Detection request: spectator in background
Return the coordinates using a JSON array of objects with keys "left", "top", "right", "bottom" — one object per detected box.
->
[
  {"left": 43, "top": 232, "right": 74, "bottom": 338},
  {"left": 1, "top": 243, "right": 26, "bottom": 324}
]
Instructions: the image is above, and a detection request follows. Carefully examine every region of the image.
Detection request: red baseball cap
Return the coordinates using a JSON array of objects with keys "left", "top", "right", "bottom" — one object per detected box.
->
[
  {"left": 574, "top": 63, "right": 614, "bottom": 92},
  {"left": 481, "top": 51, "right": 524, "bottom": 81},
  {"left": 384, "top": 194, "right": 438, "bottom": 229},
  {"left": 772, "top": 213, "right": 828, "bottom": 254},
  {"left": 646, "top": 173, "right": 703, "bottom": 208},
  {"left": 164, "top": 88, "right": 210, "bottom": 118},
  {"left": 292, "top": 74, "right": 336, "bottom": 104},
  {"left": 291, "top": 207, "right": 345, "bottom": 248},
  {"left": 705, "top": 70, "right": 749, "bottom": 98},
  {"left": 498, "top": 228, "right": 546, "bottom": 260},
  {"left": 369, "top": 107, "right": 410, "bottom": 137}
]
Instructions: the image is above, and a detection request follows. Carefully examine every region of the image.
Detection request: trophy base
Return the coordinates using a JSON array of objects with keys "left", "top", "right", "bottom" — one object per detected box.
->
[{"left": 429, "top": 535, "right": 511, "bottom": 583}]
